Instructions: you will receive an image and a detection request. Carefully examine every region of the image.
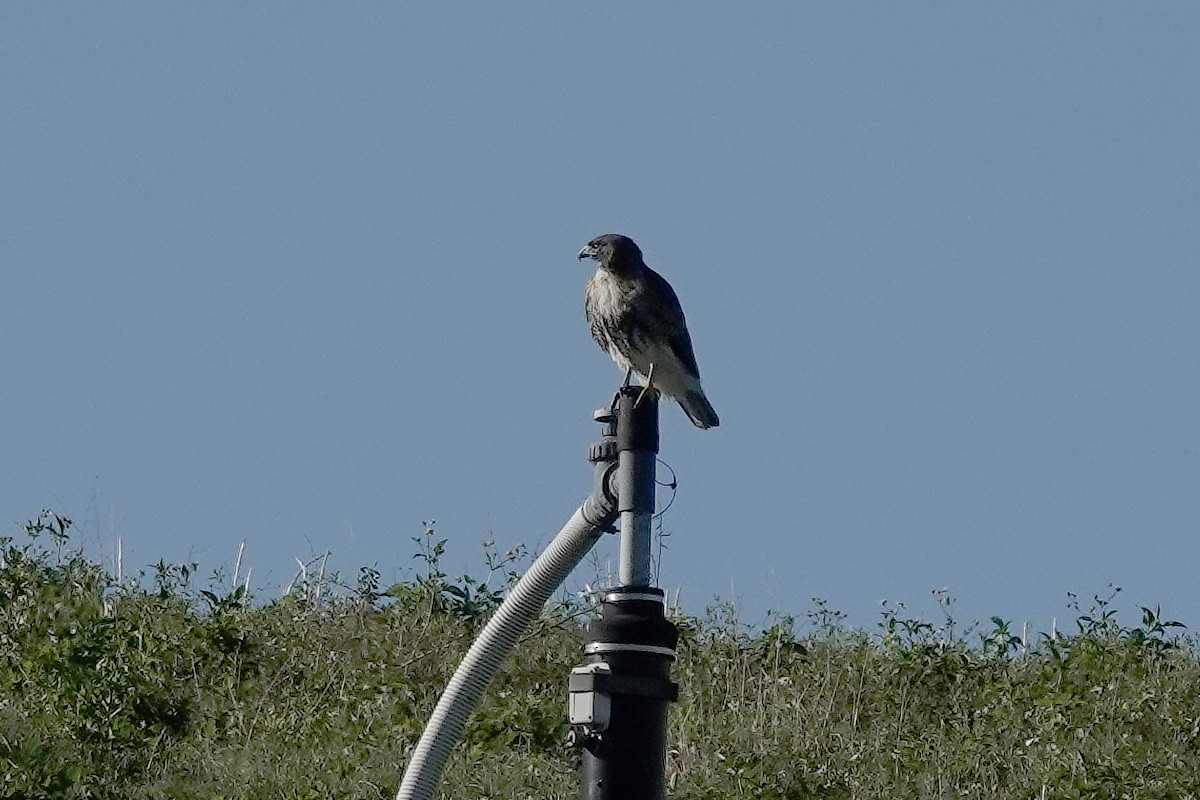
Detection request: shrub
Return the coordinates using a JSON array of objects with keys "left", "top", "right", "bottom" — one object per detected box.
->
[{"left": 2, "top": 511, "right": 1198, "bottom": 799}]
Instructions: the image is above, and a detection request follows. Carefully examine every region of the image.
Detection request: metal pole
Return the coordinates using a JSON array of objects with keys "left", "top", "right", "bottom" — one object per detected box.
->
[
  {"left": 614, "top": 386, "right": 658, "bottom": 587},
  {"left": 570, "top": 387, "right": 678, "bottom": 800}
]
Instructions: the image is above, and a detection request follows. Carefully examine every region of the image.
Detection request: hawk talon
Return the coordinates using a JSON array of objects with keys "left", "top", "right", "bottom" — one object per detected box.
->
[
  {"left": 634, "top": 385, "right": 659, "bottom": 408},
  {"left": 634, "top": 363, "right": 656, "bottom": 409}
]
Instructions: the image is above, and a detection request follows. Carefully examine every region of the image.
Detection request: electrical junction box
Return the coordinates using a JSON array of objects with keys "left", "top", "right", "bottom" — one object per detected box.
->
[{"left": 568, "top": 662, "right": 612, "bottom": 731}]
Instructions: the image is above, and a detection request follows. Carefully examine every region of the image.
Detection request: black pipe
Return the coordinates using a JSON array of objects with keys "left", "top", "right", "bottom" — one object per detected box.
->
[
  {"left": 576, "top": 589, "right": 679, "bottom": 800},
  {"left": 572, "top": 389, "right": 678, "bottom": 800}
]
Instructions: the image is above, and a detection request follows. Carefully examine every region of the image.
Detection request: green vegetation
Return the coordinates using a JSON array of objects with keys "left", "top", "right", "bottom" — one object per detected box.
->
[{"left": 3, "top": 510, "right": 1199, "bottom": 799}]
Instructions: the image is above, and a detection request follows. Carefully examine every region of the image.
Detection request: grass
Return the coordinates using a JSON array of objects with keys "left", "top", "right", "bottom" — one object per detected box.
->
[{"left": 3, "top": 510, "right": 1199, "bottom": 799}]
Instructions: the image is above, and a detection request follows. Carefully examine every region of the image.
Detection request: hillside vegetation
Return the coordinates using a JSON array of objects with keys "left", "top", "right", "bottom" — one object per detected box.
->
[{"left": 3, "top": 510, "right": 1199, "bottom": 799}]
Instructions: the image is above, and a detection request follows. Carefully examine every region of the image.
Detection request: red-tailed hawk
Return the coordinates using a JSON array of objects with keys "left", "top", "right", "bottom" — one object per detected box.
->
[{"left": 578, "top": 234, "right": 719, "bottom": 429}]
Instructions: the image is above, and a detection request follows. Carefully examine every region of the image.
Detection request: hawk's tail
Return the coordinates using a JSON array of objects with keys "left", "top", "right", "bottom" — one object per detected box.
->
[{"left": 679, "top": 389, "right": 720, "bottom": 429}]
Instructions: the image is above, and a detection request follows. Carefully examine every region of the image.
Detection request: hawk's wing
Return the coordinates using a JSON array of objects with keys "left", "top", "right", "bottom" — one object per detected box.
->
[{"left": 643, "top": 266, "right": 702, "bottom": 380}]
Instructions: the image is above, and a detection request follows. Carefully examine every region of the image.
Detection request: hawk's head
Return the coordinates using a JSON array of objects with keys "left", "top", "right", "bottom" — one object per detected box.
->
[{"left": 577, "top": 234, "right": 643, "bottom": 273}]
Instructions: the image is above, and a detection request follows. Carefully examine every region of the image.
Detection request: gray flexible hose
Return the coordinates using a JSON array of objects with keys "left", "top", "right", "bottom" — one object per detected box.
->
[{"left": 395, "top": 496, "right": 616, "bottom": 800}]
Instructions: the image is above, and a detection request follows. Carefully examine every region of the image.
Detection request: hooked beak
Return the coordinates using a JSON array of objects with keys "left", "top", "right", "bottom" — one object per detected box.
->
[{"left": 577, "top": 244, "right": 596, "bottom": 261}]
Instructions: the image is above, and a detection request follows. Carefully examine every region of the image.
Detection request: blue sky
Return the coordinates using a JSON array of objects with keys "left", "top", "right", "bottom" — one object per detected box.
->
[{"left": 4, "top": 5, "right": 1199, "bottom": 632}]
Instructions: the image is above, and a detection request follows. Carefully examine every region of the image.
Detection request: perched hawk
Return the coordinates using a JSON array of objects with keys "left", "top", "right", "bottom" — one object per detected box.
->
[{"left": 578, "top": 234, "right": 719, "bottom": 429}]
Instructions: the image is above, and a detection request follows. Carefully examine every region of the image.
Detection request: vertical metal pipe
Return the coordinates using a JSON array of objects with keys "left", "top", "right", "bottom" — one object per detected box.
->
[
  {"left": 614, "top": 387, "right": 659, "bottom": 587},
  {"left": 572, "top": 387, "right": 676, "bottom": 800}
]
